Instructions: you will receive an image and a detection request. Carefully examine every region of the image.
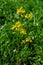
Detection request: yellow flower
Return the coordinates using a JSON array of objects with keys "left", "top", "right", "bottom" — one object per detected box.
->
[
  {"left": 25, "top": 12, "right": 32, "bottom": 19},
  {"left": 25, "top": 38, "right": 30, "bottom": 42},
  {"left": 29, "top": 12, "right": 32, "bottom": 19},
  {"left": 25, "top": 37, "right": 32, "bottom": 42},
  {"left": 20, "top": 28, "right": 27, "bottom": 35},
  {"left": 25, "top": 14, "right": 29, "bottom": 18},
  {"left": 11, "top": 21, "right": 21, "bottom": 30},
  {"left": 17, "top": 7, "right": 25, "bottom": 15},
  {"left": 21, "top": 37, "right": 32, "bottom": 44}
]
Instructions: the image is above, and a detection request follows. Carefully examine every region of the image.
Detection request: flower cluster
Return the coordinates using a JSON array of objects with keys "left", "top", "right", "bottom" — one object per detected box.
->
[
  {"left": 11, "top": 21, "right": 27, "bottom": 35},
  {"left": 16, "top": 7, "right": 33, "bottom": 19},
  {"left": 11, "top": 7, "right": 33, "bottom": 42},
  {"left": 21, "top": 37, "right": 32, "bottom": 44},
  {"left": 25, "top": 12, "right": 33, "bottom": 19}
]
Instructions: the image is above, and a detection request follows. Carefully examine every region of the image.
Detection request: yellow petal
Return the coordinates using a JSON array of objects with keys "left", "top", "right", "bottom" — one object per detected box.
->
[
  {"left": 16, "top": 7, "right": 25, "bottom": 15},
  {"left": 20, "top": 28, "right": 27, "bottom": 35}
]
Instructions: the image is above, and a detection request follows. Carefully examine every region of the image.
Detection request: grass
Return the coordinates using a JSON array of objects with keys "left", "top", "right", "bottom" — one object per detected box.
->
[{"left": 0, "top": 0, "right": 43, "bottom": 65}]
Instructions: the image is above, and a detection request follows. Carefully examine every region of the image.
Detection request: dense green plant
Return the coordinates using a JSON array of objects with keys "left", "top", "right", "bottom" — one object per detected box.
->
[{"left": 0, "top": 0, "right": 43, "bottom": 65}]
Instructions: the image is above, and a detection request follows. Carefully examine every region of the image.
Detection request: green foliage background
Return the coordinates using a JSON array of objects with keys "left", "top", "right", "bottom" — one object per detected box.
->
[{"left": 0, "top": 0, "right": 43, "bottom": 65}]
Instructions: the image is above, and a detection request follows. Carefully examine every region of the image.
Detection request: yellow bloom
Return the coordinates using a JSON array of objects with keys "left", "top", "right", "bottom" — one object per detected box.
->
[
  {"left": 25, "top": 14, "right": 29, "bottom": 18},
  {"left": 17, "top": 7, "right": 25, "bottom": 15},
  {"left": 25, "top": 37, "right": 32, "bottom": 42},
  {"left": 21, "top": 37, "right": 32, "bottom": 44},
  {"left": 25, "top": 38, "right": 30, "bottom": 42},
  {"left": 11, "top": 21, "right": 21, "bottom": 30},
  {"left": 25, "top": 12, "right": 32, "bottom": 19},
  {"left": 20, "top": 28, "right": 27, "bottom": 35},
  {"left": 29, "top": 12, "right": 32, "bottom": 19}
]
